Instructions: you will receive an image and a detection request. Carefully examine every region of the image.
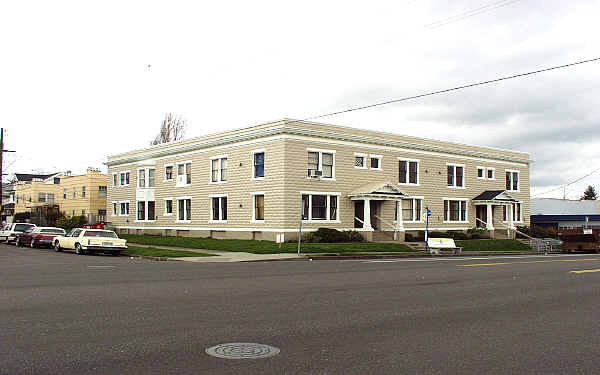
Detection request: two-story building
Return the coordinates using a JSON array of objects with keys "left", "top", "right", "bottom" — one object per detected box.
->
[{"left": 106, "top": 119, "right": 531, "bottom": 241}]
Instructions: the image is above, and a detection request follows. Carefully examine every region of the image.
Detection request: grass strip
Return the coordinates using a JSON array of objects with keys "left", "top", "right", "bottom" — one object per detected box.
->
[
  {"left": 124, "top": 246, "right": 215, "bottom": 258},
  {"left": 121, "top": 234, "right": 414, "bottom": 254},
  {"left": 455, "top": 239, "right": 532, "bottom": 251}
]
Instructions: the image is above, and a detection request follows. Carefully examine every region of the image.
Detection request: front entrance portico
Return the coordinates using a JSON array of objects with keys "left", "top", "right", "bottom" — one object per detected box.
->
[{"left": 473, "top": 190, "right": 519, "bottom": 237}]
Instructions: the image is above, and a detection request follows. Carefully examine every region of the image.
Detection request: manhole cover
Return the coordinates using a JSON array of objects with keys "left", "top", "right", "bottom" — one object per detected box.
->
[{"left": 205, "top": 342, "right": 280, "bottom": 359}]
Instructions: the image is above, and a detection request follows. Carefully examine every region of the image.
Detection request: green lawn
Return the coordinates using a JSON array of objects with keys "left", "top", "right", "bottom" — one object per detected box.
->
[
  {"left": 124, "top": 246, "right": 215, "bottom": 258},
  {"left": 455, "top": 239, "right": 532, "bottom": 251},
  {"left": 121, "top": 234, "right": 414, "bottom": 254}
]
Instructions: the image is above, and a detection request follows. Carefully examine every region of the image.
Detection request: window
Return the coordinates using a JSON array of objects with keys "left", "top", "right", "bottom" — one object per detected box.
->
[
  {"left": 503, "top": 202, "right": 522, "bottom": 222},
  {"left": 477, "top": 167, "right": 485, "bottom": 179},
  {"left": 98, "top": 209, "right": 106, "bottom": 222},
  {"left": 138, "top": 169, "right": 146, "bottom": 188},
  {"left": 253, "top": 194, "right": 264, "bottom": 221},
  {"left": 210, "top": 157, "right": 227, "bottom": 183},
  {"left": 112, "top": 202, "right": 117, "bottom": 216},
  {"left": 354, "top": 154, "right": 366, "bottom": 169},
  {"left": 370, "top": 155, "right": 381, "bottom": 170},
  {"left": 137, "top": 201, "right": 145, "bottom": 220},
  {"left": 253, "top": 151, "right": 264, "bottom": 179},
  {"left": 53, "top": 177, "right": 60, "bottom": 184},
  {"left": 148, "top": 169, "right": 155, "bottom": 187},
  {"left": 487, "top": 168, "right": 495, "bottom": 180},
  {"left": 72, "top": 188, "right": 76, "bottom": 199},
  {"left": 119, "top": 172, "right": 130, "bottom": 186},
  {"left": 38, "top": 193, "right": 46, "bottom": 203},
  {"left": 112, "top": 174, "right": 117, "bottom": 186},
  {"left": 301, "top": 193, "right": 340, "bottom": 221},
  {"left": 81, "top": 209, "right": 85, "bottom": 216},
  {"left": 398, "top": 159, "right": 419, "bottom": 185},
  {"left": 307, "top": 150, "right": 335, "bottom": 179},
  {"left": 137, "top": 201, "right": 156, "bottom": 221},
  {"left": 47, "top": 193, "right": 54, "bottom": 203},
  {"left": 447, "top": 164, "right": 465, "bottom": 188},
  {"left": 98, "top": 186, "right": 107, "bottom": 198},
  {"left": 506, "top": 170, "right": 519, "bottom": 191},
  {"left": 177, "top": 198, "right": 192, "bottom": 221},
  {"left": 119, "top": 202, "right": 130, "bottom": 216},
  {"left": 165, "top": 165, "right": 174, "bottom": 181},
  {"left": 177, "top": 162, "right": 192, "bottom": 186},
  {"left": 396, "top": 198, "right": 422, "bottom": 222},
  {"left": 444, "top": 199, "right": 468, "bottom": 222},
  {"left": 210, "top": 196, "right": 227, "bottom": 221},
  {"left": 81, "top": 186, "right": 86, "bottom": 198},
  {"left": 164, "top": 199, "right": 173, "bottom": 215}
]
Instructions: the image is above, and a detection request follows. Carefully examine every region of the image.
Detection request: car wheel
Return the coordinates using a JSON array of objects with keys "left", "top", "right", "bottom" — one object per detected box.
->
[
  {"left": 54, "top": 242, "right": 62, "bottom": 252},
  {"left": 75, "top": 243, "right": 84, "bottom": 255}
]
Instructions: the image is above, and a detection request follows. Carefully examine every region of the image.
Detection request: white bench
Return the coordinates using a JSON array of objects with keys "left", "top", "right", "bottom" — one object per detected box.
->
[{"left": 427, "top": 238, "right": 462, "bottom": 255}]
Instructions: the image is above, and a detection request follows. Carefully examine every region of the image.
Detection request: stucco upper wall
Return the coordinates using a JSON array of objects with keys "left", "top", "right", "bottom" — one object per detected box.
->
[{"left": 106, "top": 119, "right": 531, "bottom": 167}]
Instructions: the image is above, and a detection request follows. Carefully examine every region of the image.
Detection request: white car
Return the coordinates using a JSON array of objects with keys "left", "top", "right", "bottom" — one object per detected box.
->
[
  {"left": 53, "top": 228, "right": 127, "bottom": 256},
  {"left": 0, "top": 223, "right": 37, "bottom": 244}
]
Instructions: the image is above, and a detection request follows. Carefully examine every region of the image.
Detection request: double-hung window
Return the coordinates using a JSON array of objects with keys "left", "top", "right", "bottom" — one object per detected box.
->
[
  {"left": 112, "top": 202, "right": 118, "bottom": 216},
  {"left": 81, "top": 186, "right": 86, "bottom": 198},
  {"left": 210, "top": 195, "right": 227, "bottom": 222},
  {"left": 176, "top": 162, "right": 192, "bottom": 186},
  {"left": 119, "top": 201, "right": 130, "bottom": 216},
  {"left": 253, "top": 151, "right": 264, "bottom": 179},
  {"left": 137, "top": 200, "right": 155, "bottom": 221},
  {"left": 177, "top": 197, "right": 192, "bottom": 221},
  {"left": 447, "top": 164, "right": 465, "bottom": 188},
  {"left": 301, "top": 193, "right": 340, "bottom": 221},
  {"left": 164, "top": 164, "right": 174, "bottom": 181},
  {"left": 138, "top": 168, "right": 155, "bottom": 188},
  {"left": 112, "top": 174, "right": 117, "bottom": 187},
  {"left": 398, "top": 159, "right": 419, "bottom": 185},
  {"left": 443, "top": 199, "right": 468, "bottom": 222},
  {"left": 506, "top": 170, "right": 519, "bottom": 191},
  {"left": 164, "top": 198, "right": 173, "bottom": 216},
  {"left": 138, "top": 170, "right": 145, "bottom": 188},
  {"left": 252, "top": 193, "right": 265, "bottom": 221},
  {"left": 477, "top": 167, "right": 485, "bottom": 179},
  {"left": 210, "top": 156, "right": 227, "bottom": 183},
  {"left": 119, "top": 171, "right": 130, "bottom": 186},
  {"left": 396, "top": 198, "right": 423, "bottom": 222},
  {"left": 307, "top": 149, "right": 335, "bottom": 179}
]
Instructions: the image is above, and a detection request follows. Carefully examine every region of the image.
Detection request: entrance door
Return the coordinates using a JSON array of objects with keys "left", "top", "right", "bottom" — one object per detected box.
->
[
  {"left": 354, "top": 201, "right": 364, "bottom": 228},
  {"left": 476, "top": 205, "right": 487, "bottom": 228}
]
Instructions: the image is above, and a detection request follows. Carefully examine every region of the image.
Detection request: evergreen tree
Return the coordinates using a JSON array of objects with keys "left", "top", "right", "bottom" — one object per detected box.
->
[{"left": 581, "top": 185, "right": 598, "bottom": 200}]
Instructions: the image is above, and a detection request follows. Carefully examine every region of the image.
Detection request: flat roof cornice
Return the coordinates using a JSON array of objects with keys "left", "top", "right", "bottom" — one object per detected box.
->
[{"left": 106, "top": 120, "right": 531, "bottom": 167}]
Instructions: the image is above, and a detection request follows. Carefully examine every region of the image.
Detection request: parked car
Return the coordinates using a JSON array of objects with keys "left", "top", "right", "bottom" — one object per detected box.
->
[
  {"left": 53, "top": 228, "right": 127, "bottom": 256},
  {"left": 15, "top": 227, "right": 66, "bottom": 248},
  {"left": 0, "top": 223, "right": 37, "bottom": 244}
]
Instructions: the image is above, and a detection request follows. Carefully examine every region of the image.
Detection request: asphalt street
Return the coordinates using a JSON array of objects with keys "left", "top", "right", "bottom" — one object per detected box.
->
[{"left": 2, "top": 244, "right": 600, "bottom": 374}]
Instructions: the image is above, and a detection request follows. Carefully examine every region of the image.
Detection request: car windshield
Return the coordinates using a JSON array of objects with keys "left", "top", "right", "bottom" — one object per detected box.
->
[
  {"left": 14, "top": 224, "right": 35, "bottom": 233},
  {"left": 40, "top": 229, "right": 66, "bottom": 235},
  {"left": 84, "top": 230, "right": 117, "bottom": 238}
]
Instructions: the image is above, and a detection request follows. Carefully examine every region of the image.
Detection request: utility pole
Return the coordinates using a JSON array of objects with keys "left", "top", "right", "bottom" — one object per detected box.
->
[{"left": 0, "top": 128, "right": 16, "bottom": 222}]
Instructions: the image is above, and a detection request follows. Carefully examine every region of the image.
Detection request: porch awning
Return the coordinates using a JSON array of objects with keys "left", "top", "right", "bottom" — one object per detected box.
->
[
  {"left": 348, "top": 181, "right": 407, "bottom": 201},
  {"left": 473, "top": 190, "right": 518, "bottom": 204}
]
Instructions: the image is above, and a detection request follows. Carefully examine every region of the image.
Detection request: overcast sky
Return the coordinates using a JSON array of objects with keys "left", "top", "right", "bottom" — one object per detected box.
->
[{"left": 2, "top": 0, "right": 599, "bottom": 199}]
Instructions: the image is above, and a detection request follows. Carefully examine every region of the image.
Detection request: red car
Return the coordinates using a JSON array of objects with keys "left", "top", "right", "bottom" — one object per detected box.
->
[{"left": 16, "top": 227, "right": 66, "bottom": 248}]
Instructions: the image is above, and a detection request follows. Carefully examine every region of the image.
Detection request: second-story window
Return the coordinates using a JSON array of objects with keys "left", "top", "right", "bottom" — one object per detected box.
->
[
  {"left": 119, "top": 172, "right": 130, "bottom": 186},
  {"left": 398, "top": 159, "right": 419, "bottom": 185},
  {"left": 177, "top": 162, "right": 192, "bottom": 186},
  {"left": 253, "top": 152, "right": 264, "bottom": 179},
  {"left": 210, "top": 157, "right": 227, "bottom": 183},
  {"left": 63, "top": 189, "right": 66, "bottom": 199},
  {"left": 447, "top": 164, "right": 465, "bottom": 188},
  {"left": 506, "top": 170, "right": 519, "bottom": 191},
  {"left": 354, "top": 154, "right": 366, "bottom": 169},
  {"left": 307, "top": 150, "right": 335, "bottom": 179},
  {"left": 138, "top": 170, "right": 145, "bottom": 188},
  {"left": 165, "top": 165, "right": 173, "bottom": 181},
  {"left": 81, "top": 186, "right": 86, "bottom": 198},
  {"left": 98, "top": 186, "right": 107, "bottom": 197}
]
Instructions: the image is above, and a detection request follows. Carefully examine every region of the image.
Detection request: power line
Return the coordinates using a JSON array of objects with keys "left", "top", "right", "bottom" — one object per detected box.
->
[
  {"left": 302, "top": 56, "right": 600, "bottom": 122},
  {"left": 424, "top": 0, "right": 522, "bottom": 29},
  {"left": 532, "top": 166, "right": 600, "bottom": 198}
]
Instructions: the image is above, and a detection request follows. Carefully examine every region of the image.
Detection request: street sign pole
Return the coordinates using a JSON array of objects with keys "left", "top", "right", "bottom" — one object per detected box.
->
[{"left": 425, "top": 208, "right": 431, "bottom": 253}]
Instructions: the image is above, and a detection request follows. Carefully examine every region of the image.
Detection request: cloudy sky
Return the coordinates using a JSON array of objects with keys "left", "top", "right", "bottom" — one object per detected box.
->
[{"left": 2, "top": 0, "right": 599, "bottom": 199}]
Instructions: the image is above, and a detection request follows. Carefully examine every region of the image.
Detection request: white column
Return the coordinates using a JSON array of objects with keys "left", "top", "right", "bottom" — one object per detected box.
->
[
  {"left": 508, "top": 204, "right": 514, "bottom": 229},
  {"left": 363, "top": 198, "right": 372, "bottom": 230},
  {"left": 396, "top": 200, "right": 404, "bottom": 231},
  {"left": 486, "top": 204, "right": 494, "bottom": 230}
]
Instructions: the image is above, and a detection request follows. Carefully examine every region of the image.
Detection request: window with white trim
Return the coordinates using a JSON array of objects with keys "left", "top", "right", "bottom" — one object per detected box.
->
[
  {"left": 164, "top": 199, "right": 173, "bottom": 216},
  {"left": 307, "top": 150, "right": 335, "bottom": 179},
  {"left": 137, "top": 200, "right": 155, "bottom": 221},
  {"left": 487, "top": 168, "right": 495, "bottom": 180},
  {"left": 112, "top": 174, "right": 117, "bottom": 186},
  {"left": 301, "top": 193, "right": 339, "bottom": 221},
  {"left": 253, "top": 194, "right": 264, "bottom": 221},
  {"left": 398, "top": 159, "right": 419, "bottom": 185},
  {"left": 119, "top": 202, "right": 130, "bottom": 216},
  {"left": 503, "top": 202, "right": 522, "bottom": 222},
  {"left": 164, "top": 165, "right": 173, "bottom": 181},
  {"left": 354, "top": 153, "right": 367, "bottom": 169},
  {"left": 177, "top": 198, "right": 192, "bottom": 221},
  {"left": 477, "top": 167, "right": 485, "bottom": 179},
  {"left": 138, "top": 168, "right": 155, "bottom": 188},
  {"left": 112, "top": 202, "right": 117, "bottom": 216},
  {"left": 395, "top": 198, "right": 423, "bottom": 222},
  {"left": 210, "top": 157, "right": 227, "bottom": 183},
  {"left": 447, "top": 164, "right": 465, "bottom": 188},
  {"left": 175, "top": 162, "right": 192, "bottom": 186},
  {"left": 119, "top": 172, "right": 130, "bottom": 186},
  {"left": 253, "top": 152, "right": 264, "bottom": 179},
  {"left": 370, "top": 155, "right": 381, "bottom": 170},
  {"left": 98, "top": 186, "right": 107, "bottom": 198},
  {"left": 210, "top": 196, "right": 227, "bottom": 222},
  {"left": 444, "top": 199, "right": 468, "bottom": 222},
  {"left": 506, "top": 170, "right": 519, "bottom": 191}
]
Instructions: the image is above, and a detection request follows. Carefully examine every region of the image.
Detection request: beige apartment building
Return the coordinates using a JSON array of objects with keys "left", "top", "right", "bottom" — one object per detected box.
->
[
  {"left": 105, "top": 119, "right": 531, "bottom": 241},
  {"left": 14, "top": 169, "right": 108, "bottom": 223}
]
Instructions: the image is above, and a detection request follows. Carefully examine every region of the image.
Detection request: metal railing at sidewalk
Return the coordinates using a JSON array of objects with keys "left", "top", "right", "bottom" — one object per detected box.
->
[{"left": 475, "top": 217, "right": 560, "bottom": 253}]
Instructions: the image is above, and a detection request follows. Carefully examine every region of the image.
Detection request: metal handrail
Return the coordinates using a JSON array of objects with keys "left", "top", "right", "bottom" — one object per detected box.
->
[
  {"left": 374, "top": 215, "right": 400, "bottom": 240},
  {"left": 354, "top": 216, "right": 365, "bottom": 225}
]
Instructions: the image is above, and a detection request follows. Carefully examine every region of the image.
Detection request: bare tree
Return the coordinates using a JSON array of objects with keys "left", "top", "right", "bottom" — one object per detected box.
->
[{"left": 151, "top": 113, "right": 187, "bottom": 145}]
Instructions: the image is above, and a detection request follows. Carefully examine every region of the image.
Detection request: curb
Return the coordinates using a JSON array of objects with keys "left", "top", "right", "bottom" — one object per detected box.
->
[
  {"left": 302, "top": 251, "right": 546, "bottom": 260},
  {"left": 123, "top": 253, "right": 171, "bottom": 261}
]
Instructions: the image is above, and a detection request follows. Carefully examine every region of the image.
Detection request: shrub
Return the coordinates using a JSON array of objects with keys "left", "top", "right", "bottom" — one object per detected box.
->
[
  {"left": 428, "top": 231, "right": 447, "bottom": 238},
  {"left": 56, "top": 215, "right": 88, "bottom": 232},
  {"left": 447, "top": 231, "right": 469, "bottom": 240},
  {"left": 303, "top": 228, "right": 364, "bottom": 243},
  {"left": 404, "top": 233, "right": 415, "bottom": 242},
  {"left": 467, "top": 227, "right": 491, "bottom": 239}
]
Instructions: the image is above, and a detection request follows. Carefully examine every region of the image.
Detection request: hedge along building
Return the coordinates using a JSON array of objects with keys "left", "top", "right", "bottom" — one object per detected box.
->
[{"left": 105, "top": 119, "right": 531, "bottom": 241}]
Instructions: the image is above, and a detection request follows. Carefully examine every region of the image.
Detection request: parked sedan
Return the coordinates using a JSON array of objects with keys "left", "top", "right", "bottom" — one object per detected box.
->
[
  {"left": 53, "top": 228, "right": 127, "bottom": 256},
  {"left": 16, "top": 227, "right": 66, "bottom": 248}
]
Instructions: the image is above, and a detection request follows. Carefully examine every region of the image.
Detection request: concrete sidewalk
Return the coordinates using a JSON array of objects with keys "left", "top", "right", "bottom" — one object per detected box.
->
[{"left": 129, "top": 244, "right": 304, "bottom": 262}]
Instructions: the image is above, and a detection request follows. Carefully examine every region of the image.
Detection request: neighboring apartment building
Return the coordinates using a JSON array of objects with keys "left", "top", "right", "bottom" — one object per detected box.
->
[
  {"left": 106, "top": 119, "right": 531, "bottom": 241},
  {"left": 14, "top": 169, "right": 108, "bottom": 223},
  {"left": 1, "top": 182, "right": 16, "bottom": 224}
]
